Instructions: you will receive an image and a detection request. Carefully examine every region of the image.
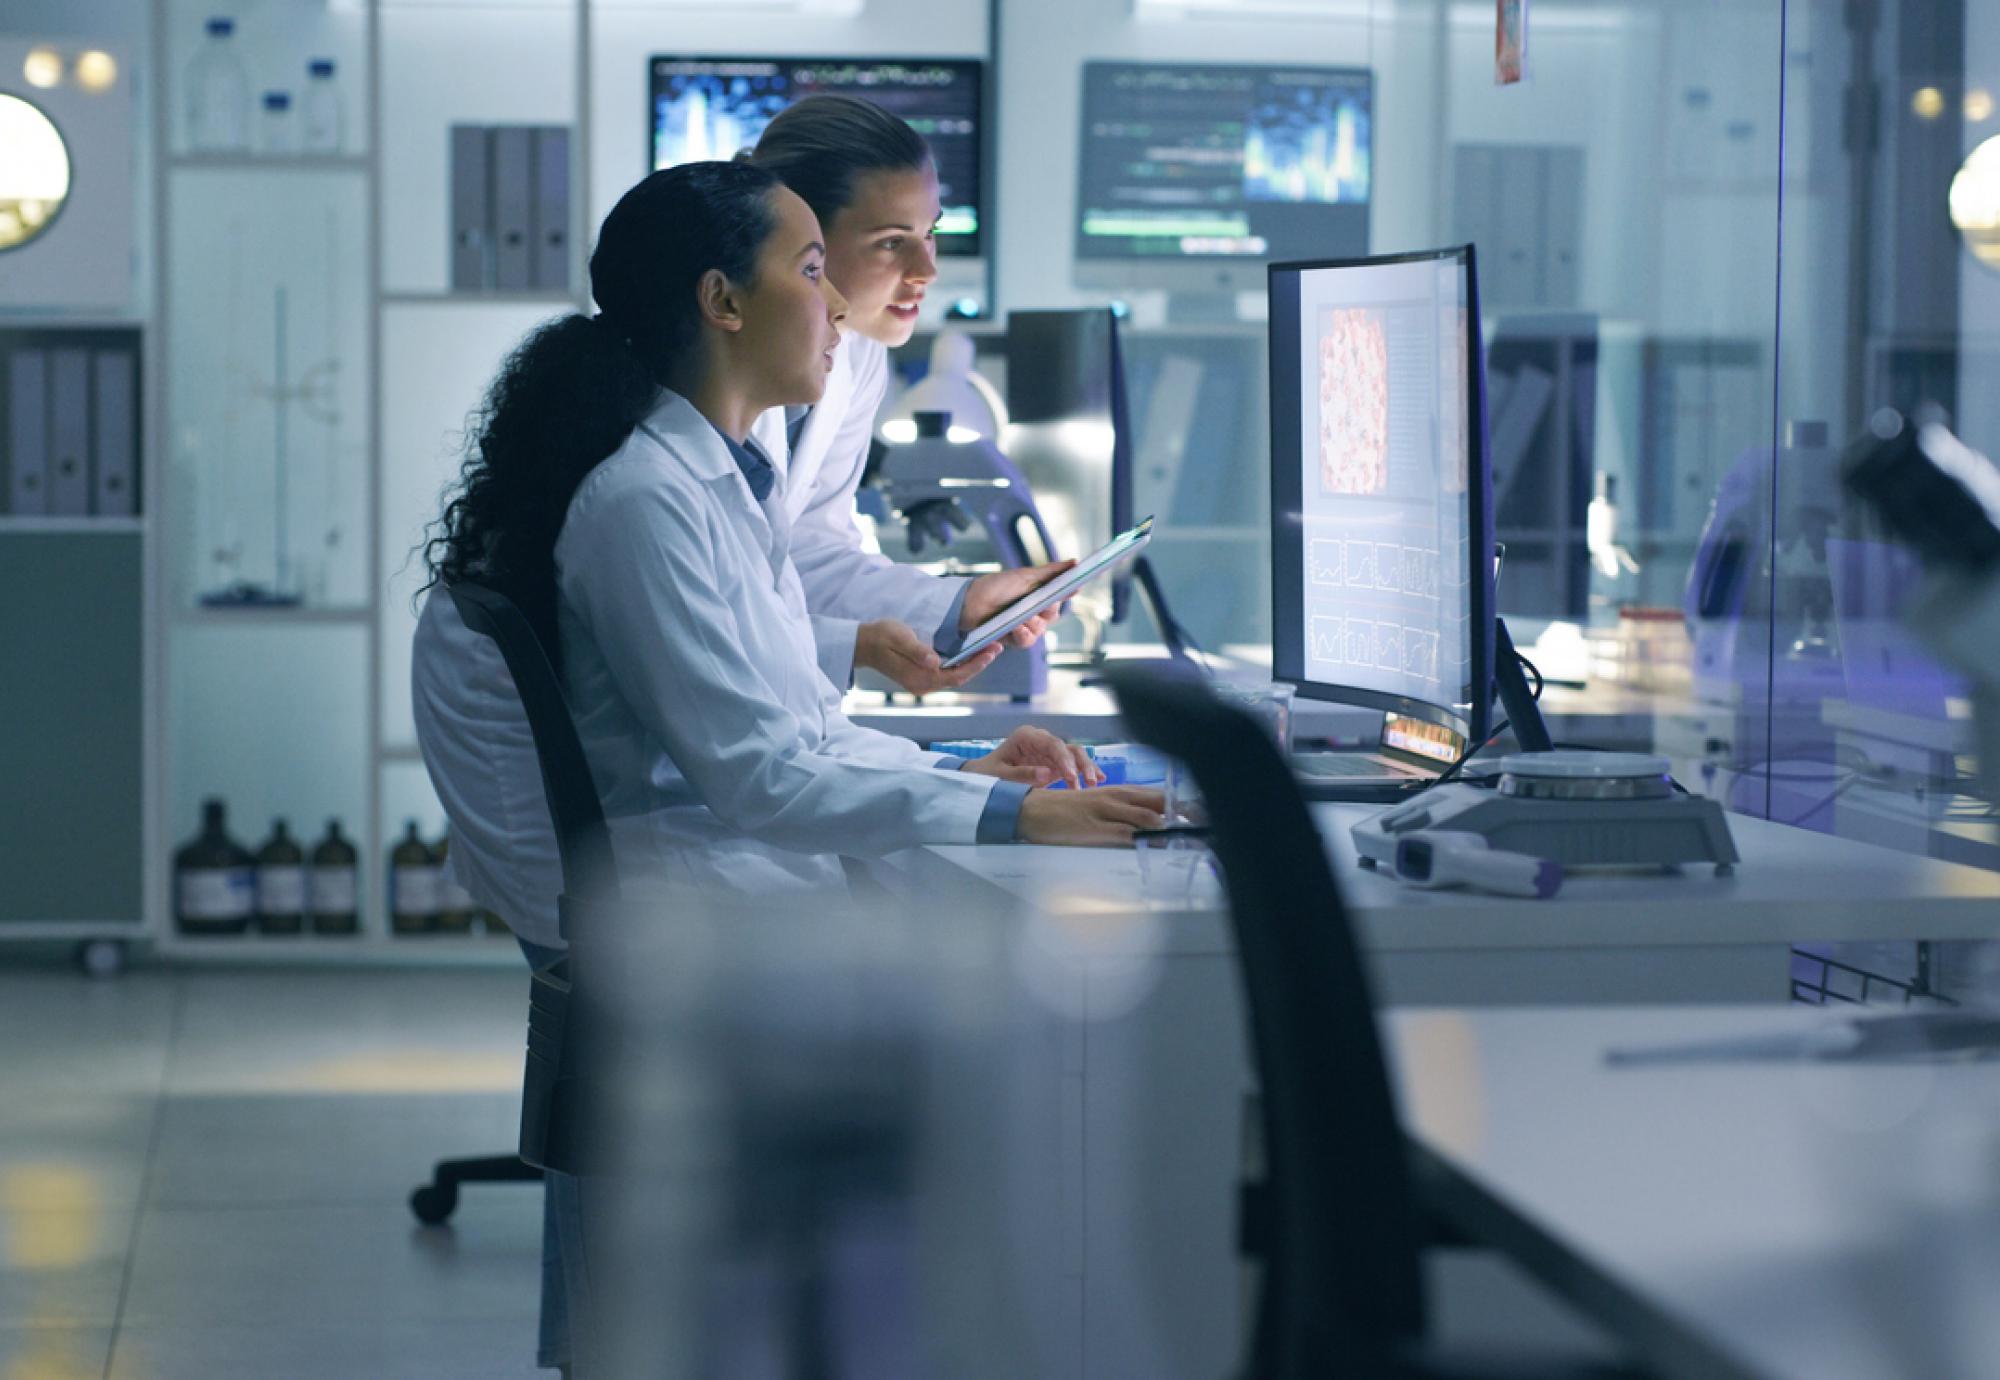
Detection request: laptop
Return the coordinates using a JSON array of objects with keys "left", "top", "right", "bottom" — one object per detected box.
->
[{"left": 1292, "top": 712, "right": 1466, "bottom": 802}]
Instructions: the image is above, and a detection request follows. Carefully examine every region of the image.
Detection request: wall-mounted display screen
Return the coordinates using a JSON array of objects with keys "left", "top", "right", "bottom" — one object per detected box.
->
[
  {"left": 1076, "top": 60, "right": 1371, "bottom": 264},
  {"left": 648, "top": 56, "right": 984, "bottom": 258}
]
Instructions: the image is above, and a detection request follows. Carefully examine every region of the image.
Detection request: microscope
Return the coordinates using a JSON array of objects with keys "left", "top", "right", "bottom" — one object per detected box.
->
[{"left": 865, "top": 409, "right": 1057, "bottom": 699}]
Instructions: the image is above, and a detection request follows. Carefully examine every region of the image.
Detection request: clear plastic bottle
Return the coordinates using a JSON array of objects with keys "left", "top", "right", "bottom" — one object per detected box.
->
[
  {"left": 257, "top": 90, "right": 294, "bottom": 155},
  {"left": 185, "top": 17, "right": 250, "bottom": 153},
  {"left": 301, "top": 58, "right": 342, "bottom": 155}
]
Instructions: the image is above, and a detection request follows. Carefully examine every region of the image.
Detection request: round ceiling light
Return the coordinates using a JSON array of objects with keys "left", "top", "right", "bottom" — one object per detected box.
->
[
  {"left": 0, "top": 93, "right": 72, "bottom": 253},
  {"left": 1950, "top": 135, "right": 2000, "bottom": 272}
]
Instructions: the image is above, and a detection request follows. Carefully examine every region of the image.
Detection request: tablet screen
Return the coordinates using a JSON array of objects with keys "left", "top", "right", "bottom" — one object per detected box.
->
[{"left": 942, "top": 516, "right": 1155, "bottom": 668}]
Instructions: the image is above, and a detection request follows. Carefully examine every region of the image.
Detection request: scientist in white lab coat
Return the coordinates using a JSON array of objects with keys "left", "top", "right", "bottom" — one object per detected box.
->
[
  {"left": 416, "top": 160, "right": 1162, "bottom": 911},
  {"left": 414, "top": 161, "right": 1163, "bottom": 1375},
  {"left": 744, "top": 94, "right": 1071, "bottom": 693}
]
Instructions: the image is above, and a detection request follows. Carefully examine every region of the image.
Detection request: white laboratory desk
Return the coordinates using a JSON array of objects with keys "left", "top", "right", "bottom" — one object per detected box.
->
[
  {"left": 1391, "top": 1005, "right": 2000, "bottom": 1380},
  {"left": 909, "top": 801, "right": 2000, "bottom": 1006}
]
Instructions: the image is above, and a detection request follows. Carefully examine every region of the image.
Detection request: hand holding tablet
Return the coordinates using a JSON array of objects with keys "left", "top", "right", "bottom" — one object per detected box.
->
[{"left": 941, "top": 517, "right": 1156, "bottom": 669}]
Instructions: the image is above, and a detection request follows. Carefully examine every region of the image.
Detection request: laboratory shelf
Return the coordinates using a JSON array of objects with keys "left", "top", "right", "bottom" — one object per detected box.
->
[
  {"left": 382, "top": 290, "right": 581, "bottom": 307},
  {"left": 168, "top": 154, "right": 372, "bottom": 173},
  {"left": 173, "top": 606, "right": 374, "bottom": 627},
  {"left": 0, "top": 518, "right": 147, "bottom": 535},
  {"left": 153, "top": 935, "right": 523, "bottom": 967}
]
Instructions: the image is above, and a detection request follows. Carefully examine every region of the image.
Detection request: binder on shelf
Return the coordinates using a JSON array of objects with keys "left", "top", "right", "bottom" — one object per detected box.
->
[
  {"left": 449, "top": 124, "right": 490, "bottom": 292},
  {"left": 93, "top": 349, "right": 137, "bottom": 517},
  {"left": 490, "top": 127, "right": 534, "bottom": 291},
  {"left": 530, "top": 126, "right": 570, "bottom": 292},
  {"left": 48, "top": 349, "right": 91, "bottom": 517},
  {"left": 7, "top": 349, "right": 49, "bottom": 516}
]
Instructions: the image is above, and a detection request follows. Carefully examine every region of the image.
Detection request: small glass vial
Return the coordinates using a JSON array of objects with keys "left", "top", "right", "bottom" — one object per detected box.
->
[
  {"left": 257, "top": 90, "right": 294, "bottom": 155},
  {"left": 186, "top": 17, "right": 250, "bottom": 153},
  {"left": 301, "top": 58, "right": 342, "bottom": 155}
]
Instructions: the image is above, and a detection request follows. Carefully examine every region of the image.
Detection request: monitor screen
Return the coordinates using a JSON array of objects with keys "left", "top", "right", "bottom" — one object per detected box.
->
[
  {"left": 648, "top": 56, "right": 984, "bottom": 257},
  {"left": 1076, "top": 61, "right": 1371, "bottom": 265},
  {"left": 1269, "top": 247, "right": 1493, "bottom": 739}
]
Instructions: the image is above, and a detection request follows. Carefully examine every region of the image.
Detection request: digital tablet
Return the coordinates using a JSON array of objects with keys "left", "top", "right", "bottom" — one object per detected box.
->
[{"left": 941, "top": 516, "right": 1155, "bottom": 668}]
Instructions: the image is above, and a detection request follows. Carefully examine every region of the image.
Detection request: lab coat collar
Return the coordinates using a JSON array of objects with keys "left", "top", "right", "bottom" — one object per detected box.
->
[{"left": 636, "top": 389, "right": 739, "bottom": 483}]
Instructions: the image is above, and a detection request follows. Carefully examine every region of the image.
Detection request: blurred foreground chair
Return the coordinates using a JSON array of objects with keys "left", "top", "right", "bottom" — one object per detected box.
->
[
  {"left": 408, "top": 578, "right": 615, "bottom": 1224},
  {"left": 1108, "top": 666, "right": 1644, "bottom": 1380}
]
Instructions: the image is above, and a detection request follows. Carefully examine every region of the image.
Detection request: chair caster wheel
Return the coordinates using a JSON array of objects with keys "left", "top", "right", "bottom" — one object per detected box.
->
[{"left": 409, "top": 1183, "right": 457, "bottom": 1225}]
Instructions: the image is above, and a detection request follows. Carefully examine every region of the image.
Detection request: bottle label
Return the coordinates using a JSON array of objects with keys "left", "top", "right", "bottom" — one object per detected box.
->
[
  {"left": 308, "top": 866, "right": 357, "bottom": 914},
  {"left": 179, "top": 868, "right": 254, "bottom": 920},
  {"left": 438, "top": 874, "right": 476, "bottom": 910},
  {"left": 392, "top": 864, "right": 443, "bottom": 918},
  {"left": 255, "top": 866, "right": 306, "bottom": 914}
]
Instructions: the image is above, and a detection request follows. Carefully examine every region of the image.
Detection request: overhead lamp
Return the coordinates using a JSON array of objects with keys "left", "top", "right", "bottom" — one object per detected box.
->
[
  {"left": 1968, "top": 88, "right": 1994, "bottom": 123},
  {"left": 75, "top": 50, "right": 118, "bottom": 93},
  {"left": 23, "top": 47, "right": 62, "bottom": 90},
  {"left": 1913, "top": 86, "right": 1945, "bottom": 121}
]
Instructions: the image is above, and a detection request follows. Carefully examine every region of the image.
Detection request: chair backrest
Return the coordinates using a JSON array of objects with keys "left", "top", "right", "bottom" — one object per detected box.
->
[
  {"left": 445, "top": 580, "right": 620, "bottom": 931},
  {"left": 445, "top": 578, "right": 612, "bottom": 1175},
  {"left": 1108, "top": 667, "right": 1428, "bottom": 1379}
]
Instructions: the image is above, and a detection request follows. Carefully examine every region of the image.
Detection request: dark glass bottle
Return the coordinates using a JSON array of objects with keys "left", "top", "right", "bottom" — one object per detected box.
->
[
  {"left": 253, "top": 818, "right": 307, "bottom": 934},
  {"left": 308, "top": 819, "right": 360, "bottom": 936},
  {"left": 431, "top": 832, "right": 476, "bottom": 935},
  {"left": 389, "top": 819, "right": 441, "bottom": 935},
  {"left": 174, "top": 799, "right": 254, "bottom": 936}
]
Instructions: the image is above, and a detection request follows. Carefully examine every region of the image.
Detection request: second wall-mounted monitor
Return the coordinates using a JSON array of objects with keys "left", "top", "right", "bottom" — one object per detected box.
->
[
  {"left": 648, "top": 56, "right": 985, "bottom": 259},
  {"left": 1076, "top": 61, "right": 1372, "bottom": 294}
]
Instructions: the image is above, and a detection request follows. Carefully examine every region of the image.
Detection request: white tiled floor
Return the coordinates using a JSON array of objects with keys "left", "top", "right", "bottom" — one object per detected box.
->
[{"left": 0, "top": 965, "right": 546, "bottom": 1379}]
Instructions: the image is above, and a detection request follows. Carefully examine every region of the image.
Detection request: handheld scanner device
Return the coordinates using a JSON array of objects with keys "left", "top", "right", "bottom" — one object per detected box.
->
[{"left": 1393, "top": 830, "right": 1562, "bottom": 899}]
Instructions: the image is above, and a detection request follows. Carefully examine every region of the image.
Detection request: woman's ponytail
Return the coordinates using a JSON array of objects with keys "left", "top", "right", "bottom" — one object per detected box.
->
[{"left": 420, "top": 160, "right": 781, "bottom": 651}]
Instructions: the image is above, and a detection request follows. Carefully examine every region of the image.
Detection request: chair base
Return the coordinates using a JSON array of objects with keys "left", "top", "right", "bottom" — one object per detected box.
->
[{"left": 409, "top": 1153, "right": 544, "bottom": 1225}]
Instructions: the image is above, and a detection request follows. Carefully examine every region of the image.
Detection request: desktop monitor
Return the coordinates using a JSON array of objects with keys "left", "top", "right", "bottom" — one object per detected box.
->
[
  {"left": 1075, "top": 61, "right": 1372, "bottom": 295},
  {"left": 647, "top": 56, "right": 985, "bottom": 259},
  {"left": 1269, "top": 246, "right": 1495, "bottom": 741},
  {"left": 1003, "top": 308, "right": 1137, "bottom": 625}
]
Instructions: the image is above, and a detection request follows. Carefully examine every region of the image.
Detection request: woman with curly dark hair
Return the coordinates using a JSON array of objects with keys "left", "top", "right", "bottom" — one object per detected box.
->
[{"left": 413, "top": 159, "right": 1163, "bottom": 1375}]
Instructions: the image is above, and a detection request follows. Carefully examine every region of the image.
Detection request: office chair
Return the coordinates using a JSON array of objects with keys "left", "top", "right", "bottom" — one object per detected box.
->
[
  {"left": 408, "top": 579, "right": 616, "bottom": 1225},
  {"left": 1107, "top": 667, "right": 1642, "bottom": 1380}
]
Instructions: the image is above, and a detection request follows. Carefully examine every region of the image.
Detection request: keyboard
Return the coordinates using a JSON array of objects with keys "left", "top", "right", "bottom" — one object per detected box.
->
[{"left": 1293, "top": 752, "right": 1416, "bottom": 781}]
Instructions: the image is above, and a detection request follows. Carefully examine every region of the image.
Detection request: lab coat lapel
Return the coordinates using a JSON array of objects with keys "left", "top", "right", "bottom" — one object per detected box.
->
[
  {"left": 638, "top": 392, "right": 786, "bottom": 588},
  {"left": 779, "top": 336, "right": 856, "bottom": 524}
]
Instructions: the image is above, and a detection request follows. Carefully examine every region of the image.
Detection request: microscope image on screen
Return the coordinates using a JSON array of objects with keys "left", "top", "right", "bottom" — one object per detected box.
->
[{"left": 1317, "top": 307, "right": 1390, "bottom": 495}]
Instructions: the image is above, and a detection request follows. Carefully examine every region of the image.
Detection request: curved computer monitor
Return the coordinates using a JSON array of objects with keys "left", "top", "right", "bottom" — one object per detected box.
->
[
  {"left": 647, "top": 55, "right": 985, "bottom": 261},
  {"left": 1269, "top": 246, "right": 1495, "bottom": 741},
  {"left": 1074, "top": 60, "right": 1372, "bottom": 296}
]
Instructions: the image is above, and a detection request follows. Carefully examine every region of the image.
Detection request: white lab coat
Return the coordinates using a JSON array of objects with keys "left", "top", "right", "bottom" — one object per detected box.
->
[
  {"left": 750, "top": 333, "right": 967, "bottom": 684},
  {"left": 410, "top": 389, "right": 1002, "bottom": 941},
  {"left": 554, "top": 390, "right": 997, "bottom": 898}
]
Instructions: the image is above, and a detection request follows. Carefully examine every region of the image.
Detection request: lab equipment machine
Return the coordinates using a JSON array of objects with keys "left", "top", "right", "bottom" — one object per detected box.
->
[
  {"left": 1351, "top": 751, "right": 1739, "bottom": 888},
  {"left": 1842, "top": 408, "right": 2000, "bottom": 799}
]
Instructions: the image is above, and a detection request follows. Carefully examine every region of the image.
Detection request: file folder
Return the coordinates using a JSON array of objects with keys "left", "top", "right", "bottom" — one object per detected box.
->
[
  {"left": 449, "top": 124, "right": 491, "bottom": 291},
  {"left": 48, "top": 349, "right": 91, "bottom": 516},
  {"left": 93, "top": 349, "right": 137, "bottom": 516},
  {"left": 491, "top": 127, "right": 534, "bottom": 291},
  {"left": 531, "top": 127, "right": 570, "bottom": 292},
  {"left": 7, "top": 349, "right": 49, "bottom": 515}
]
